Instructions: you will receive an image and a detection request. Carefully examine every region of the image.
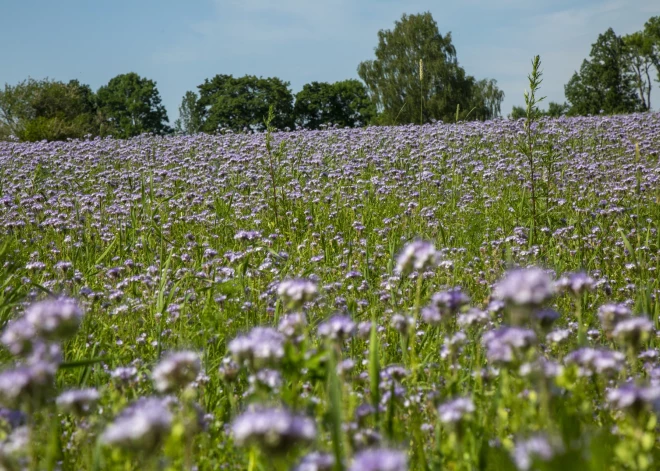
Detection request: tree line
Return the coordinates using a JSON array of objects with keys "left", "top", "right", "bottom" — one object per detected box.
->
[
  {"left": 1, "top": 13, "right": 659, "bottom": 141},
  {"left": 511, "top": 17, "right": 660, "bottom": 119}
]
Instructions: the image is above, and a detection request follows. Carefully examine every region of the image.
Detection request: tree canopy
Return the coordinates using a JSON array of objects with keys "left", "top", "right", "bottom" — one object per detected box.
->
[
  {"left": 96, "top": 72, "right": 171, "bottom": 138},
  {"left": 293, "top": 80, "right": 375, "bottom": 130},
  {"left": 197, "top": 75, "right": 294, "bottom": 133},
  {"left": 357, "top": 12, "right": 503, "bottom": 124},
  {"left": 565, "top": 28, "right": 642, "bottom": 116},
  {"left": 0, "top": 78, "right": 99, "bottom": 141}
]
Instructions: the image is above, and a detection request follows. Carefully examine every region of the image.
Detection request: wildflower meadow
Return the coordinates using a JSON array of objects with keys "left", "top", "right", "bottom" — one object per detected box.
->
[{"left": 0, "top": 111, "right": 659, "bottom": 470}]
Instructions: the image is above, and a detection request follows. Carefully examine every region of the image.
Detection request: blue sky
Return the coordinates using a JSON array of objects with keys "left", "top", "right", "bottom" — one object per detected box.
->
[{"left": 1, "top": 0, "right": 658, "bottom": 122}]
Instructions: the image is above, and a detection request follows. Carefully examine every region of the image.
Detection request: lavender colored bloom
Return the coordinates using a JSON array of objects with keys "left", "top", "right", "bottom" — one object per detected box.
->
[
  {"left": 431, "top": 288, "right": 470, "bottom": 314},
  {"left": 349, "top": 448, "right": 408, "bottom": 471},
  {"left": 607, "top": 383, "right": 660, "bottom": 416},
  {"left": 1, "top": 318, "right": 37, "bottom": 356},
  {"left": 318, "top": 315, "right": 356, "bottom": 341},
  {"left": 554, "top": 271, "right": 595, "bottom": 296},
  {"left": 612, "top": 316, "right": 654, "bottom": 350},
  {"left": 395, "top": 240, "right": 440, "bottom": 275},
  {"left": 231, "top": 407, "right": 316, "bottom": 454},
  {"left": 493, "top": 268, "right": 554, "bottom": 309},
  {"left": 0, "top": 408, "right": 25, "bottom": 429},
  {"left": 111, "top": 366, "right": 138, "bottom": 385},
  {"left": 390, "top": 314, "right": 414, "bottom": 334},
  {"left": 152, "top": 351, "right": 201, "bottom": 393},
  {"left": 512, "top": 435, "right": 560, "bottom": 471},
  {"left": 482, "top": 327, "right": 536, "bottom": 365},
  {"left": 294, "top": 452, "right": 335, "bottom": 471},
  {"left": 533, "top": 308, "right": 560, "bottom": 329},
  {"left": 357, "top": 321, "right": 374, "bottom": 339},
  {"left": 546, "top": 328, "right": 571, "bottom": 345},
  {"left": 234, "top": 230, "right": 262, "bottom": 241},
  {"left": 56, "top": 388, "right": 100, "bottom": 416},
  {"left": 0, "top": 362, "right": 56, "bottom": 407},
  {"left": 278, "top": 312, "right": 307, "bottom": 338},
  {"left": 101, "top": 397, "right": 172, "bottom": 451},
  {"left": 228, "top": 327, "right": 286, "bottom": 368},
  {"left": 0, "top": 426, "right": 29, "bottom": 466},
  {"left": 597, "top": 303, "right": 632, "bottom": 336},
  {"left": 218, "top": 357, "right": 240, "bottom": 382},
  {"left": 437, "top": 397, "right": 475, "bottom": 424},
  {"left": 24, "top": 298, "right": 84, "bottom": 341},
  {"left": 457, "top": 308, "right": 489, "bottom": 328},
  {"left": 564, "top": 348, "right": 625, "bottom": 377},
  {"left": 277, "top": 279, "right": 318, "bottom": 308}
]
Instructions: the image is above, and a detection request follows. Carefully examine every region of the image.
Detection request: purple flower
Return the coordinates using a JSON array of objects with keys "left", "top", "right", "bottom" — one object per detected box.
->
[
  {"left": 482, "top": 327, "right": 536, "bottom": 365},
  {"left": 597, "top": 303, "right": 631, "bottom": 336},
  {"left": 294, "top": 452, "right": 335, "bottom": 471},
  {"left": 101, "top": 397, "right": 172, "bottom": 452},
  {"left": 0, "top": 362, "right": 56, "bottom": 407},
  {"left": 512, "top": 435, "right": 560, "bottom": 471},
  {"left": 231, "top": 407, "right": 316, "bottom": 454},
  {"left": 612, "top": 316, "right": 654, "bottom": 350},
  {"left": 607, "top": 383, "right": 660, "bottom": 416},
  {"left": 278, "top": 312, "right": 307, "bottom": 338},
  {"left": 228, "top": 327, "right": 286, "bottom": 368},
  {"left": 318, "top": 315, "right": 356, "bottom": 342},
  {"left": 56, "top": 388, "right": 100, "bottom": 416},
  {"left": 152, "top": 351, "right": 201, "bottom": 393},
  {"left": 554, "top": 271, "right": 594, "bottom": 296},
  {"left": 431, "top": 288, "right": 470, "bottom": 314},
  {"left": 277, "top": 279, "right": 318, "bottom": 308},
  {"left": 457, "top": 308, "right": 489, "bottom": 328},
  {"left": 493, "top": 268, "right": 554, "bottom": 310},
  {"left": 1, "top": 318, "right": 37, "bottom": 356},
  {"left": 349, "top": 448, "right": 408, "bottom": 471},
  {"left": 24, "top": 298, "right": 84, "bottom": 341},
  {"left": 437, "top": 397, "right": 475, "bottom": 424},
  {"left": 564, "top": 348, "right": 625, "bottom": 377},
  {"left": 395, "top": 240, "right": 440, "bottom": 275}
]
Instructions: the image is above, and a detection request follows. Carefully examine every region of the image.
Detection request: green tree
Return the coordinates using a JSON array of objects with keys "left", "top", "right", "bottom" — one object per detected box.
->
[
  {"left": 293, "top": 80, "right": 375, "bottom": 129},
  {"left": 197, "top": 75, "right": 294, "bottom": 133},
  {"left": 357, "top": 12, "right": 501, "bottom": 124},
  {"left": 469, "top": 79, "right": 505, "bottom": 121},
  {"left": 643, "top": 16, "right": 660, "bottom": 85},
  {"left": 96, "top": 72, "right": 171, "bottom": 138},
  {"left": 174, "top": 91, "right": 204, "bottom": 135},
  {"left": 545, "top": 101, "right": 569, "bottom": 118},
  {"left": 509, "top": 102, "right": 568, "bottom": 120},
  {"left": 0, "top": 78, "right": 98, "bottom": 141},
  {"left": 623, "top": 31, "right": 656, "bottom": 110},
  {"left": 565, "top": 28, "right": 642, "bottom": 116}
]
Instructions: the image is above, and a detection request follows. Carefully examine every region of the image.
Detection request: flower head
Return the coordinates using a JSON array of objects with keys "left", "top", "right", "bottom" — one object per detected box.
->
[
  {"left": 101, "top": 397, "right": 172, "bottom": 452},
  {"left": 56, "top": 388, "right": 100, "bottom": 416},
  {"left": 277, "top": 279, "right": 318, "bottom": 308},
  {"left": 318, "top": 315, "right": 356, "bottom": 342},
  {"left": 395, "top": 240, "right": 440, "bottom": 275},
  {"left": 494, "top": 268, "right": 554, "bottom": 311},
  {"left": 228, "top": 327, "right": 286, "bottom": 368},
  {"left": 231, "top": 407, "right": 316, "bottom": 454},
  {"left": 438, "top": 397, "right": 475, "bottom": 424},
  {"left": 24, "top": 298, "right": 84, "bottom": 341},
  {"left": 152, "top": 351, "right": 201, "bottom": 393},
  {"left": 349, "top": 448, "right": 408, "bottom": 471}
]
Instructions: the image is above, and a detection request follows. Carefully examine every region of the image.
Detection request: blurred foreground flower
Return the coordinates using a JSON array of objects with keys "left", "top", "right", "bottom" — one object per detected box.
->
[
  {"left": 56, "top": 388, "right": 100, "bottom": 416},
  {"left": 152, "top": 351, "right": 201, "bottom": 393},
  {"left": 101, "top": 397, "right": 172, "bottom": 452},
  {"left": 395, "top": 240, "right": 440, "bottom": 276},
  {"left": 349, "top": 448, "right": 408, "bottom": 471},
  {"left": 231, "top": 407, "right": 316, "bottom": 454}
]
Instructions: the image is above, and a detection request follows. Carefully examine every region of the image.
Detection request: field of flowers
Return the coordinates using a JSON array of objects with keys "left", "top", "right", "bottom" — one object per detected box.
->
[{"left": 0, "top": 113, "right": 659, "bottom": 470}]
